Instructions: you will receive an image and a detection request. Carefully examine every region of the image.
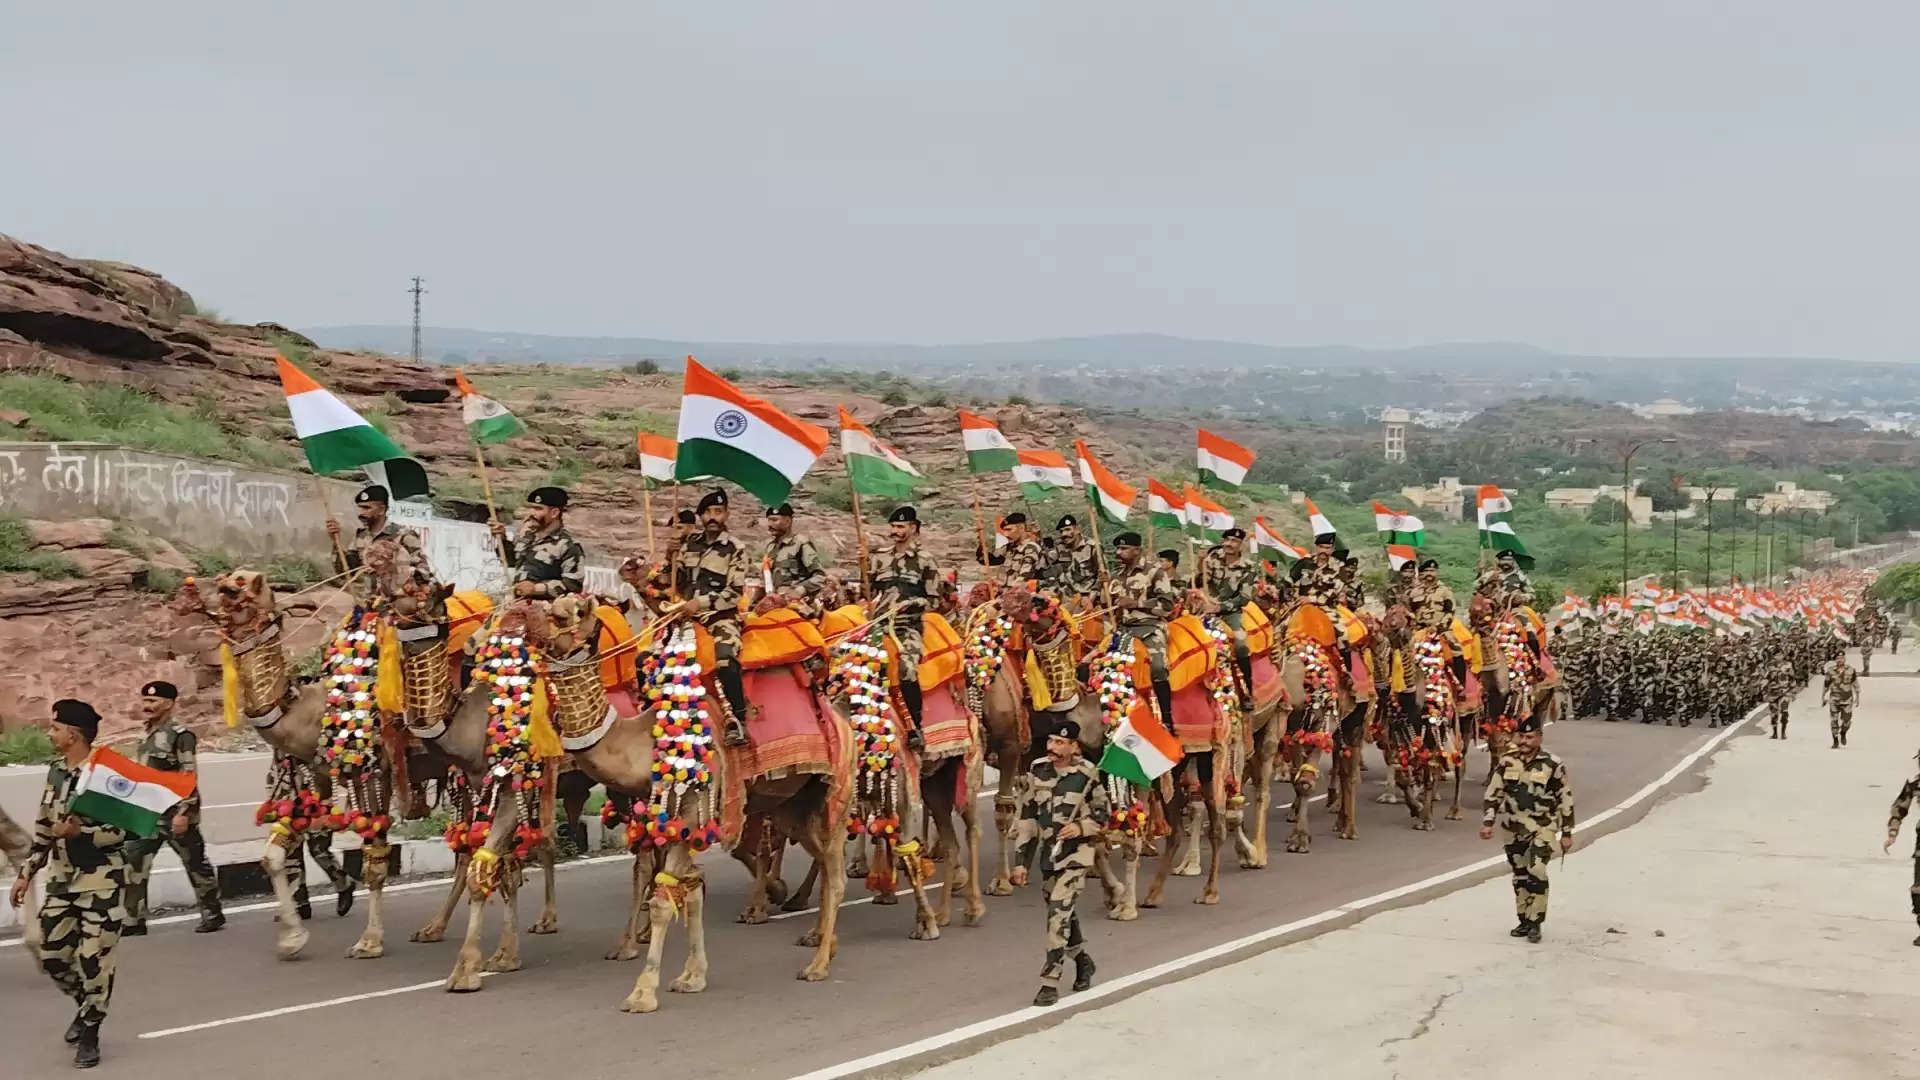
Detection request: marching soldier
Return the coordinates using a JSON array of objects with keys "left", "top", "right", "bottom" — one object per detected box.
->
[
  {"left": 1049, "top": 515, "right": 1103, "bottom": 600},
  {"left": 997, "top": 512, "right": 1046, "bottom": 590},
  {"left": 871, "top": 506, "right": 941, "bottom": 752},
  {"left": 1891, "top": 619, "right": 1903, "bottom": 655},
  {"left": 1009, "top": 718, "right": 1107, "bottom": 1007},
  {"left": 1203, "top": 528, "right": 1259, "bottom": 694},
  {"left": 1111, "top": 531, "right": 1181, "bottom": 728},
  {"left": 1767, "top": 651, "right": 1798, "bottom": 739},
  {"left": 761, "top": 503, "right": 830, "bottom": 617},
  {"left": 1822, "top": 654, "right": 1860, "bottom": 750},
  {"left": 10, "top": 700, "right": 131, "bottom": 1068},
  {"left": 123, "top": 682, "right": 222, "bottom": 936},
  {"left": 326, "top": 484, "right": 433, "bottom": 604},
  {"left": 1882, "top": 748, "right": 1920, "bottom": 947},
  {"left": 675, "top": 489, "right": 753, "bottom": 747},
  {"left": 1479, "top": 713, "right": 1575, "bottom": 943},
  {"left": 490, "top": 487, "right": 586, "bottom": 601}
]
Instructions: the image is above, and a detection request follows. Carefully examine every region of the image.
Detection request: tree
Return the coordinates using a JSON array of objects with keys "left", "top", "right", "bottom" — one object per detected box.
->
[{"left": 1586, "top": 496, "right": 1620, "bottom": 525}]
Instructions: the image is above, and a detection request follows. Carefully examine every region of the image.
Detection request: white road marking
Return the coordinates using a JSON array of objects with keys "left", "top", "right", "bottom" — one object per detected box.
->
[
  {"left": 139, "top": 974, "right": 498, "bottom": 1039},
  {"left": 781, "top": 705, "right": 1765, "bottom": 1080}
]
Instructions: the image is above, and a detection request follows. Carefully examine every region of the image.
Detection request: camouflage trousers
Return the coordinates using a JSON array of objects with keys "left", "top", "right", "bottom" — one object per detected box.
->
[
  {"left": 289, "top": 831, "right": 351, "bottom": 911},
  {"left": 1116, "top": 623, "right": 1169, "bottom": 683},
  {"left": 1038, "top": 864, "right": 1089, "bottom": 985},
  {"left": 39, "top": 889, "right": 128, "bottom": 1024},
  {"left": 1829, "top": 702, "right": 1854, "bottom": 744},
  {"left": 1909, "top": 855, "right": 1920, "bottom": 923},
  {"left": 893, "top": 622, "right": 925, "bottom": 684},
  {"left": 1769, "top": 698, "right": 1791, "bottom": 735},
  {"left": 127, "top": 827, "right": 222, "bottom": 926},
  {"left": 1502, "top": 831, "right": 1554, "bottom": 924}
]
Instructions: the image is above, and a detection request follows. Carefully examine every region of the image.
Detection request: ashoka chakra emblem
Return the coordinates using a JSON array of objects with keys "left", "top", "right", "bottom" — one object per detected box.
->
[
  {"left": 713, "top": 409, "right": 750, "bottom": 438},
  {"left": 105, "top": 774, "right": 136, "bottom": 798}
]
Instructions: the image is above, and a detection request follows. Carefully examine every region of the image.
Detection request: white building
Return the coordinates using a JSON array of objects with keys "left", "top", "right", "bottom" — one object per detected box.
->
[{"left": 1382, "top": 407, "right": 1409, "bottom": 463}]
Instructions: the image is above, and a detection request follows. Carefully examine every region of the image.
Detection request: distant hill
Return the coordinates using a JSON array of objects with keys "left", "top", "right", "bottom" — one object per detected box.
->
[{"left": 305, "top": 325, "right": 1920, "bottom": 419}]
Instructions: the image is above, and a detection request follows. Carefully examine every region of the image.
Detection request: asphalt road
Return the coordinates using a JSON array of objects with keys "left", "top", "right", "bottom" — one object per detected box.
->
[{"left": 5, "top": 718, "right": 1728, "bottom": 1079}]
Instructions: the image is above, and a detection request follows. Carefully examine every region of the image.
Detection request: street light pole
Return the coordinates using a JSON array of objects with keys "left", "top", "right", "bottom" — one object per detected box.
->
[{"left": 1620, "top": 438, "right": 1677, "bottom": 598}]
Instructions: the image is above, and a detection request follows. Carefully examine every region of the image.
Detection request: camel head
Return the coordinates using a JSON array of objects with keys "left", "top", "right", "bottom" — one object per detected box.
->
[
  {"left": 1381, "top": 603, "right": 1413, "bottom": 646},
  {"left": 211, "top": 570, "right": 276, "bottom": 637},
  {"left": 1468, "top": 591, "right": 1497, "bottom": 630},
  {"left": 542, "top": 593, "right": 601, "bottom": 659}
]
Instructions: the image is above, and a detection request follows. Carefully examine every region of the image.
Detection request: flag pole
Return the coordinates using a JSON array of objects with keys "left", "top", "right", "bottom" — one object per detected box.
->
[
  {"left": 315, "top": 477, "right": 350, "bottom": 571},
  {"left": 1082, "top": 489, "right": 1113, "bottom": 609},
  {"left": 471, "top": 439, "right": 514, "bottom": 570},
  {"left": 969, "top": 472, "right": 989, "bottom": 570},
  {"left": 847, "top": 459, "right": 873, "bottom": 599},
  {"left": 644, "top": 483, "right": 656, "bottom": 563}
]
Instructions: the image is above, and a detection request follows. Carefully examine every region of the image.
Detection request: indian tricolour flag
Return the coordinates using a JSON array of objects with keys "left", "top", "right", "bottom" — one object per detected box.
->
[
  {"left": 637, "top": 432, "right": 677, "bottom": 488},
  {"left": 1147, "top": 479, "right": 1187, "bottom": 531},
  {"left": 278, "top": 355, "right": 410, "bottom": 476},
  {"left": 453, "top": 370, "right": 525, "bottom": 445},
  {"left": 1254, "top": 517, "right": 1305, "bottom": 561},
  {"left": 1303, "top": 496, "right": 1338, "bottom": 541},
  {"left": 69, "top": 747, "right": 194, "bottom": 838},
  {"left": 1372, "top": 501, "right": 1425, "bottom": 546},
  {"left": 959, "top": 409, "right": 1018, "bottom": 474},
  {"left": 1475, "top": 485, "right": 1528, "bottom": 557},
  {"left": 1075, "top": 440, "right": 1136, "bottom": 524},
  {"left": 1386, "top": 543, "right": 1418, "bottom": 570},
  {"left": 1196, "top": 428, "right": 1255, "bottom": 490},
  {"left": 839, "top": 406, "right": 922, "bottom": 499},
  {"left": 675, "top": 357, "right": 829, "bottom": 505},
  {"left": 1012, "top": 449, "right": 1074, "bottom": 501},
  {"left": 1183, "top": 483, "right": 1232, "bottom": 540},
  {"left": 1097, "top": 699, "right": 1183, "bottom": 784}
]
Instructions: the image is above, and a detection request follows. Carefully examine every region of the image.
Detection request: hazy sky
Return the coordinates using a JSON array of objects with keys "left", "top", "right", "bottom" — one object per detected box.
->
[{"left": 4, "top": 4, "right": 1915, "bottom": 360}]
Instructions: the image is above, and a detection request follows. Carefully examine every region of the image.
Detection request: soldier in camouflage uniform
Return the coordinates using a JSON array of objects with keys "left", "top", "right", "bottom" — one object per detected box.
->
[
  {"left": 1158, "top": 549, "right": 1188, "bottom": 594},
  {"left": 1338, "top": 554, "right": 1366, "bottom": 611},
  {"left": 675, "top": 489, "right": 754, "bottom": 746},
  {"left": 1479, "top": 713, "right": 1575, "bottom": 943},
  {"left": 1203, "top": 528, "right": 1258, "bottom": 694},
  {"left": 1882, "top": 748, "right": 1920, "bottom": 947},
  {"left": 1048, "top": 515, "right": 1104, "bottom": 600},
  {"left": 326, "top": 484, "right": 436, "bottom": 604},
  {"left": 1112, "top": 531, "right": 1181, "bottom": 728},
  {"left": 491, "top": 486, "right": 586, "bottom": 601},
  {"left": 1009, "top": 718, "right": 1108, "bottom": 1006},
  {"left": 1410, "top": 558, "right": 1456, "bottom": 633},
  {"left": 10, "top": 701, "right": 129, "bottom": 1067},
  {"left": 1297, "top": 535, "right": 1347, "bottom": 608},
  {"left": 1384, "top": 561, "right": 1417, "bottom": 610},
  {"left": 123, "top": 681, "right": 222, "bottom": 935},
  {"left": 996, "top": 512, "right": 1046, "bottom": 591},
  {"left": 871, "top": 505, "right": 941, "bottom": 752},
  {"left": 1766, "top": 651, "right": 1798, "bottom": 739},
  {"left": 760, "top": 502, "right": 830, "bottom": 618},
  {"left": 1822, "top": 655, "right": 1860, "bottom": 749}
]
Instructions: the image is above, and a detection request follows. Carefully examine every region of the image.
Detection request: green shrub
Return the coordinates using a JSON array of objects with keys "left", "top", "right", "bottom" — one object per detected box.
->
[
  {"left": 0, "top": 372, "right": 293, "bottom": 468},
  {"left": 393, "top": 805, "right": 455, "bottom": 841},
  {"left": 881, "top": 388, "right": 911, "bottom": 406},
  {"left": 0, "top": 728, "right": 56, "bottom": 766},
  {"left": 0, "top": 515, "right": 80, "bottom": 579}
]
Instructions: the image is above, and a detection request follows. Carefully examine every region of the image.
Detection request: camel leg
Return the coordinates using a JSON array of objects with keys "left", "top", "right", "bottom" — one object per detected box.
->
[
  {"left": 447, "top": 799, "right": 517, "bottom": 992},
  {"left": 958, "top": 793, "right": 986, "bottom": 927},
  {"left": 1339, "top": 746, "right": 1360, "bottom": 841},
  {"left": 262, "top": 835, "right": 309, "bottom": 960},
  {"left": 528, "top": 835, "right": 559, "bottom": 934},
  {"left": 1172, "top": 799, "right": 1203, "bottom": 877},
  {"left": 797, "top": 812, "right": 843, "bottom": 982},
  {"left": 869, "top": 837, "right": 901, "bottom": 905},
  {"left": 446, "top": 888, "right": 488, "bottom": 992},
  {"left": 781, "top": 857, "right": 821, "bottom": 913},
  {"left": 348, "top": 841, "right": 390, "bottom": 958},
  {"left": 669, "top": 846, "right": 708, "bottom": 995},
  {"left": 735, "top": 844, "right": 774, "bottom": 925},
  {"left": 485, "top": 866, "right": 523, "bottom": 972},
  {"left": 1285, "top": 751, "right": 1314, "bottom": 853},
  {"left": 607, "top": 856, "right": 647, "bottom": 961},
  {"left": 1235, "top": 717, "right": 1275, "bottom": 869},
  {"left": 1142, "top": 792, "right": 1178, "bottom": 909},
  {"left": 1196, "top": 793, "right": 1223, "bottom": 905},
  {"left": 1119, "top": 835, "right": 1141, "bottom": 918},
  {"left": 987, "top": 789, "right": 1018, "bottom": 895},
  {"left": 926, "top": 776, "right": 963, "bottom": 927},
  {"left": 845, "top": 833, "right": 869, "bottom": 879},
  {"left": 899, "top": 840, "right": 942, "bottom": 941},
  {"left": 414, "top": 853, "right": 469, "bottom": 943},
  {"left": 619, "top": 853, "right": 677, "bottom": 1013}
]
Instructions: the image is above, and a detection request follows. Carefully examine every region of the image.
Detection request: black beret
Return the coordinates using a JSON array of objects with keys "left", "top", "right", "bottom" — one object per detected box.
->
[
  {"left": 1344, "top": 556, "right": 1361, "bottom": 568},
  {"left": 676, "top": 509, "right": 698, "bottom": 525},
  {"left": 1046, "top": 719, "right": 1081, "bottom": 742},
  {"left": 888, "top": 505, "right": 919, "bottom": 524},
  {"left": 766, "top": 503, "right": 793, "bottom": 518},
  {"left": 142, "top": 681, "right": 178, "bottom": 700},
  {"left": 52, "top": 699, "right": 100, "bottom": 741},
  {"left": 1056, "top": 515, "right": 1078, "bottom": 530},
  {"left": 1419, "top": 558, "right": 1440, "bottom": 570},
  {"left": 1003, "top": 512, "right": 1027, "bottom": 526},
  {"left": 1516, "top": 712, "right": 1543, "bottom": 734},
  {"left": 527, "top": 486, "right": 569, "bottom": 509},
  {"left": 1314, "top": 533, "right": 1337, "bottom": 546},
  {"left": 1333, "top": 548, "right": 1350, "bottom": 561},
  {"left": 1496, "top": 549, "right": 1518, "bottom": 561},
  {"left": 1113, "top": 531, "right": 1142, "bottom": 548},
  {"left": 355, "top": 484, "right": 390, "bottom": 506},
  {"left": 697, "top": 489, "right": 728, "bottom": 512},
  {"left": 1158, "top": 549, "right": 1181, "bottom": 564}
]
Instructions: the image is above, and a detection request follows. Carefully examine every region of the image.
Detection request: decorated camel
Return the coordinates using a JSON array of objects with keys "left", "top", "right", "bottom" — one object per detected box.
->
[
  {"left": 1367, "top": 604, "right": 1469, "bottom": 829},
  {"left": 1244, "top": 587, "right": 1369, "bottom": 854},
  {"left": 1469, "top": 593, "right": 1558, "bottom": 777}
]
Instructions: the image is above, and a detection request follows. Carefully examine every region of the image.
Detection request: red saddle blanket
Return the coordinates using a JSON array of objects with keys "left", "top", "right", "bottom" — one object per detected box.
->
[
  {"left": 726, "top": 667, "right": 835, "bottom": 781},
  {"left": 918, "top": 682, "right": 975, "bottom": 763}
]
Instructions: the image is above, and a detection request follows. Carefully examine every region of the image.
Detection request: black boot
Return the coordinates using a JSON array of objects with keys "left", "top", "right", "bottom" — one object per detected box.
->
[
  {"left": 1509, "top": 920, "right": 1531, "bottom": 938},
  {"left": 73, "top": 1023, "right": 100, "bottom": 1069},
  {"left": 1152, "top": 678, "right": 1176, "bottom": 730},
  {"left": 719, "top": 665, "right": 750, "bottom": 747},
  {"left": 900, "top": 682, "right": 926, "bottom": 752},
  {"left": 1033, "top": 985, "right": 1059, "bottom": 1007},
  {"left": 572, "top": 821, "right": 590, "bottom": 854},
  {"left": 1073, "top": 952, "right": 1096, "bottom": 992},
  {"left": 1526, "top": 921, "right": 1543, "bottom": 944},
  {"left": 65, "top": 1013, "right": 85, "bottom": 1045},
  {"left": 195, "top": 910, "right": 226, "bottom": 934},
  {"left": 121, "top": 923, "right": 147, "bottom": 937},
  {"left": 335, "top": 874, "right": 356, "bottom": 918}
]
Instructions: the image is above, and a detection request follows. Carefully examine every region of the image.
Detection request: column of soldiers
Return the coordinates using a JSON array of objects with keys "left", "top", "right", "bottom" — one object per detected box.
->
[{"left": 1556, "top": 621, "right": 1848, "bottom": 731}]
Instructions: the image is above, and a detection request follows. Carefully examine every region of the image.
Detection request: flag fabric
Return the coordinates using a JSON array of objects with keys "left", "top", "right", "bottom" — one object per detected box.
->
[
  {"left": 959, "top": 410, "right": 1019, "bottom": 475},
  {"left": 1196, "top": 429, "right": 1255, "bottom": 490},
  {"left": 839, "top": 406, "right": 922, "bottom": 499},
  {"left": 637, "top": 432, "right": 678, "bottom": 488},
  {"left": 1012, "top": 449, "right": 1075, "bottom": 500},
  {"left": 453, "top": 369, "right": 525, "bottom": 446},
  {"left": 1075, "top": 440, "right": 1137, "bottom": 524},
  {"left": 1303, "top": 496, "right": 1338, "bottom": 542},
  {"left": 1476, "top": 485, "right": 1528, "bottom": 556},
  {"left": 1371, "top": 501, "right": 1426, "bottom": 546},
  {"left": 1254, "top": 517, "right": 1306, "bottom": 561},
  {"left": 1097, "top": 700, "right": 1184, "bottom": 784},
  {"left": 1147, "top": 479, "right": 1187, "bottom": 532},
  {"left": 675, "top": 357, "right": 830, "bottom": 504},
  {"left": 1183, "top": 483, "right": 1233, "bottom": 540},
  {"left": 68, "top": 747, "right": 195, "bottom": 838},
  {"left": 360, "top": 458, "right": 429, "bottom": 501},
  {"left": 1386, "top": 543, "right": 1418, "bottom": 570},
  {"left": 277, "top": 355, "right": 410, "bottom": 475}
]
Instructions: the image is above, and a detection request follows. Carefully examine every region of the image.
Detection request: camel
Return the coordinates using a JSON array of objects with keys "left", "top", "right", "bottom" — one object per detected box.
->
[
  {"left": 1272, "top": 613, "right": 1357, "bottom": 854},
  {"left": 1370, "top": 606, "right": 1465, "bottom": 830},
  {"left": 1470, "top": 597, "right": 1558, "bottom": 781}
]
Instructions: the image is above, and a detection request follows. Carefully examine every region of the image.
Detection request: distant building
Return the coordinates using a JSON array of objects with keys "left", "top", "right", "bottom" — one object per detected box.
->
[
  {"left": 1400, "top": 476, "right": 1468, "bottom": 522},
  {"left": 1646, "top": 398, "right": 1692, "bottom": 417},
  {"left": 1381, "top": 407, "right": 1409, "bottom": 463},
  {"left": 1745, "top": 480, "right": 1837, "bottom": 515},
  {"left": 1544, "top": 486, "right": 1653, "bottom": 525}
]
